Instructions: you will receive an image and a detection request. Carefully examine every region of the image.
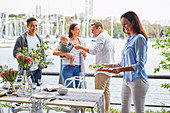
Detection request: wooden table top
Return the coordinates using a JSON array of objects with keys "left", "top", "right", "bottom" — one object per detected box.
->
[{"left": 0, "top": 88, "right": 104, "bottom": 108}]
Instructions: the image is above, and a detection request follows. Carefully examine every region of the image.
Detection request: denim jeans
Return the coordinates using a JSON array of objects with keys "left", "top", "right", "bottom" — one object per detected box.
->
[
  {"left": 61, "top": 65, "right": 81, "bottom": 88},
  {"left": 28, "top": 69, "right": 42, "bottom": 86}
]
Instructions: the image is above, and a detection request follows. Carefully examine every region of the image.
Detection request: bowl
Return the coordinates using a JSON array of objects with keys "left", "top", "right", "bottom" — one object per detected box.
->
[{"left": 58, "top": 88, "right": 68, "bottom": 95}]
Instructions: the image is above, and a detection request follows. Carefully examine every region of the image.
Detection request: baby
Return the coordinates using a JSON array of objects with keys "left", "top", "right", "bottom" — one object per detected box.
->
[{"left": 59, "top": 35, "right": 75, "bottom": 66}]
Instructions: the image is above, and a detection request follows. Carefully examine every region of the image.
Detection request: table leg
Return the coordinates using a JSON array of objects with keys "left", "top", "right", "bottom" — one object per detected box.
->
[
  {"left": 0, "top": 102, "right": 4, "bottom": 113},
  {"left": 91, "top": 108, "right": 94, "bottom": 113},
  {"left": 81, "top": 108, "right": 85, "bottom": 113},
  {"left": 71, "top": 107, "right": 79, "bottom": 113}
]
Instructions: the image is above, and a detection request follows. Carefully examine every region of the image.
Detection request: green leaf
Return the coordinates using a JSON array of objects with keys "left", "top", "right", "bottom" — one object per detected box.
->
[{"left": 166, "top": 57, "right": 170, "bottom": 61}]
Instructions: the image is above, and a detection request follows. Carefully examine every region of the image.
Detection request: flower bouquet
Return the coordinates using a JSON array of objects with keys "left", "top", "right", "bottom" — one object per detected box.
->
[
  {"left": 15, "top": 42, "right": 50, "bottom": 95},
  {"left": 16, "top": 47, "right": 33, "bottom": 70},
  {"left": 0, "top": 68, "right": 18, "bottom": 94},
  {"left": 16, "top": 41, "right": 50, "bottom": 70},
  {"left": 16, "top": 47, "right": 34, "bottom": 95}
]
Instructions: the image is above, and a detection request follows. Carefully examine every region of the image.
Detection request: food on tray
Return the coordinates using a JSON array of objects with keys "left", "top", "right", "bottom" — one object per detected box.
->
[
  {"left": 92, "top": 63, "right": 109, "bottom": 69},
  {"left": 89, "top": 63, "right": 111, "bottom": 72}
]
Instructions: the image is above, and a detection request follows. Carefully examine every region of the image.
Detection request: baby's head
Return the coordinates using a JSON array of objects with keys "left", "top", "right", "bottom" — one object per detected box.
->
[{"left": 60, "top": 35, "right": 69, "bottom": 44}]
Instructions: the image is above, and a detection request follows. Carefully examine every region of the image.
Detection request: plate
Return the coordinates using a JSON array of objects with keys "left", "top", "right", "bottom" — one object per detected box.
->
[
  {"left": 32, "top": 92, "right": 55, "bottom": 99},
  {"left": 0, "top": 89, "right": 7, "bottom": 96},
  {"left": 89, "top": 65, "right": 112, "bottom": 72},
  {"left": 44, "top": 84, "right": 64, "bottom": 91}
]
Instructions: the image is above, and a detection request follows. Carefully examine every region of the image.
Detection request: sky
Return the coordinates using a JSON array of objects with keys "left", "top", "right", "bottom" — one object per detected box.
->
[{"left": 0, "top": 0, "right": 170, "bottom": 24}]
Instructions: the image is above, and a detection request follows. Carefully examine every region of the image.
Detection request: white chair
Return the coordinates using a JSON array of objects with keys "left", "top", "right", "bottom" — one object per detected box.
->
[
  {"left": 46, "top": 74, "right": 87, "bottom": 113},
  {"left": 7, "top": 103, "right": 32, "bottom": 113},
  {"left": 64, "top": 75, "right": 87, "bottom": 89},
  {"left": 0, "top": 102, "right": 4, "bottom": 113},
  {"left": 63, "top": 75, "right": 87, "bottom": 113}
]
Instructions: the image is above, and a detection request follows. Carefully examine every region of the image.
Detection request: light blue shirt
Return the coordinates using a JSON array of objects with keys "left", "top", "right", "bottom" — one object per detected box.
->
[{"left": 119, "top": 34, "right": 149, "bottom": 85}]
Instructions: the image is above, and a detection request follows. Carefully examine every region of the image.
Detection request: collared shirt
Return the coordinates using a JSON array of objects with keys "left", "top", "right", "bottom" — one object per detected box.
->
[
  {"left": 89, "top": 31, "right": 115, "bottom": 76},
  {"left": 119, "top": 34, "right": 149, "bottom": 85}
]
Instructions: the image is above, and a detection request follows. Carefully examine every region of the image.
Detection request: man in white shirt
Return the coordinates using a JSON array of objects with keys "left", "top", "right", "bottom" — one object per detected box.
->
[
  {"left": 74, "top": 21, "right": 115, "bottom": 113},
  {"left": 13, "top": 17, "right": 45, "bottom": 86}
]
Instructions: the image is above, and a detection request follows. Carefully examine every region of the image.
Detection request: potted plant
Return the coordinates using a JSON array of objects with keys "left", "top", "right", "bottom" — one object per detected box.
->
[{"left": 0, "top": 66, "right": 18, "bottom": 94}]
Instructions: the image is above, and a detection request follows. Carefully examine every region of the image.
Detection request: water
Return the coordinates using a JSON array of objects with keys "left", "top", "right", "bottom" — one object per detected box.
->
[{"left": 0, "top": 39, "right": 170, "bottom": 111}]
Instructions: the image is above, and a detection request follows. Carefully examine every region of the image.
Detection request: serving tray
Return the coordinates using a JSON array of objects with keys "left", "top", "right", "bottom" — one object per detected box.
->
[{"left": 89, "top": 65, "right": 112, "bottom": 73}]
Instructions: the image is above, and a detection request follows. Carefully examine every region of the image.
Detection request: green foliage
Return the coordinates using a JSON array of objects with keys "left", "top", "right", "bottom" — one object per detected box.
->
[
  {"left": 161, "top": 83, "right": 170, "bottom": 92},
  {"left": 17, "top": 41, "right": 50, "bottom": 69},
  {"left": 31, "top": 41, "right": 50, "bottom": 67},
  {"left": 0, "top": 65, "right": 8, "bottom": 73},
  {"left": 8, "top": 14, "right": 17, "bottom": 17},
  {"left": 152, "top": 32, "right": 170, "bottom": 73},
  {"left": 1, "top": 104, "right": 170, "bottom": 113},
  {"left": 145, "top": 110, "right": 155, "bottom": 113},
  {"left": 109, "top": 108, "right": 120, "bottom": 113},
  {"left": 152, "top": 27, "right": 170, "bottom": 93}
]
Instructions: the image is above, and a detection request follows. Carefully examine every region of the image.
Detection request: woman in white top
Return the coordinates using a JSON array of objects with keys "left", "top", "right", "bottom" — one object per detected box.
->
[{"left": 53, "top": 23, "right": 86, "bottom": 88}]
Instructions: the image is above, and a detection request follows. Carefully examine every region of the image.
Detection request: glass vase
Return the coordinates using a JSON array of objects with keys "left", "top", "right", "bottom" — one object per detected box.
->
[
  {"left": 7, "top": 82, "right": 15, "bottom": 95},
  {"left": 21, "top": 69, "right": 32, "bottom": 96}
]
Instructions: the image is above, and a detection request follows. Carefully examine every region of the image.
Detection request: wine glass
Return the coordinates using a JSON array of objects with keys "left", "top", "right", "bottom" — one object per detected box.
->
[
  {"left": 38, "top": 79, "right": 43, "bottom": 92},
  {"left": 32, "top": 82, "right": 37, "bottom": 94},
  {"left": 79, "top": 72, "right": 84, "bottom": 80}
]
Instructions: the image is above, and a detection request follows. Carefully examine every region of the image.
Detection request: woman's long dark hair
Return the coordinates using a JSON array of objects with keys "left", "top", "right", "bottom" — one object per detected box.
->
[
  {"left": 120, "top": 11, "right": 148, "bottom": 41},
  {"left": 68, "top": 23, "right": 78, "bottom": 38}
]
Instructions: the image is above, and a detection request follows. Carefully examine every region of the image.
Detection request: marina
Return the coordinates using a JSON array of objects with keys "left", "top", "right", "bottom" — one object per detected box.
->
[{"left": 0, "top": 0, "right": 170, "bottom": 112}]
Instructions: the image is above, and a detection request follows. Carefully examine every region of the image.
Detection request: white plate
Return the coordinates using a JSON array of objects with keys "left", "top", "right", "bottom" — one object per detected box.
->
[
  {"left": 44, "top": 84, "right": 63, "bottom": 91},
  {"left": 32, "top": 92, "right": 55, "bottom": 99},
  {"left": 0, "top": 89, "right": 7, "bottom": 96}
]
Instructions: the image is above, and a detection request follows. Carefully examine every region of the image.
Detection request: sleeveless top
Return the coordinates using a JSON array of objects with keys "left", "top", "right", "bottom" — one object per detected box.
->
[
  {"left": 62, "top": 37, "right": 85, "bottom": 72},
  {"left": 58, "top": 37, "right": 85, "bottom": 84}
]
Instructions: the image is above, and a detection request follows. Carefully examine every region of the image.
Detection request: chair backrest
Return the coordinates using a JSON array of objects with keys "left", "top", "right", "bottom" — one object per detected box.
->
[{"left": 64, "top": 76, "right": 87, "bottom": 89}]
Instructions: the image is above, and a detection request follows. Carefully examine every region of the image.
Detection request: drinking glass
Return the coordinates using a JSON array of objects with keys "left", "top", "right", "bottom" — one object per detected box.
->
[
  {"left": 38, "top": 79, "right": 43, "bottom": 92},
  {"left": 79, "top": 72, "right": 84, "bottom": 80},
  {"left": 32, "top": 82, "right": 37, "bottom": 94}
]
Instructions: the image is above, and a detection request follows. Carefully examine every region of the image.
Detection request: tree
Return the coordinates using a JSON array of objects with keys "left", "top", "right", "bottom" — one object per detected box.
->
[{"left": 152, "top": 27, "right": 170, "bottom": 91}]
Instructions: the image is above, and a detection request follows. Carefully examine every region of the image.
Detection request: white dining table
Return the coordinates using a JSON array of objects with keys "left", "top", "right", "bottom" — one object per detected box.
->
[{"left": 0, "top": 88, "right": 104, "bottom": 113}]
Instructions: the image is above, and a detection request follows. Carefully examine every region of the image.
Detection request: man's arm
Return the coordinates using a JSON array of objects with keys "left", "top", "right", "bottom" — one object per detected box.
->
[
  {"left": 53, "top": 45, "right": 73, "bottom": 59},
  {"left": 13, "top": 37, "right": 22, "bottom": 58},
  {"left": 74, "top": 44, "right": 90, "bottom": 53}
]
